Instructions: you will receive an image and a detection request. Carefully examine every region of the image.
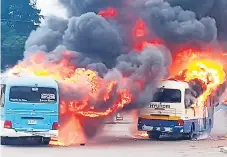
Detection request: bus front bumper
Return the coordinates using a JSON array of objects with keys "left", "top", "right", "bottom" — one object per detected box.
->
[{"left": 0, "top": 128, "right": 58, "bottom": 138}]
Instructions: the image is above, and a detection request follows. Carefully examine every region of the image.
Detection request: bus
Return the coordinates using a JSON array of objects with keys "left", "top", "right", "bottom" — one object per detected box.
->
[
  {"left": 137, "top": 79, "right": 225, "bottom": 140},
  {"left": 0, "top": 74, "right": 59, "bottom": 145}
]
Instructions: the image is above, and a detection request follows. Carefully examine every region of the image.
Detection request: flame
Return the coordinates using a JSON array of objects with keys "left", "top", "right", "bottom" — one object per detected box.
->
[
  {"left": 98, "top": 7, "right": 118, "bottom": 18},
  {"left": 132, "top": 19, "right": 149, "bottom": 39},
  {"left": 138, "top": 132, "right": 149, "bottom": 138},
  {"left": 129, "top": 110, "right": 149, "bottom": 138},
  {"left": 132, "top": 19, "right": 163, "bottom": 51},
  {"left": 49, "top": 116, "right": 86, "bottom": 146},
  {"left": 8, "top": 53, "right": 133, "bottom": 146},
  {"left": 133, "top": 39, "right": 163, "bottom": 51},
  {"left": 170, "top": 49, "right": 226, "bottom": 106}
]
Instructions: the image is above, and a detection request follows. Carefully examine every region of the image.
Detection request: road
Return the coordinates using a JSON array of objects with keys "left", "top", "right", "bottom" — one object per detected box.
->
[
  {"left": 1, "top": 123, "right": 227, "bottom": 157},
  {"left": 1, "top": 109, "right": 227, "bottom": 157}
]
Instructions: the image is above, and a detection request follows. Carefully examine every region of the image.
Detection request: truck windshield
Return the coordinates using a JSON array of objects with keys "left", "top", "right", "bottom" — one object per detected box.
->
[
  {"left": 152, "top": 88, "right": 181, "bottom": 103},
  {"left": 9, "top": 86, "right": 57, "bottom": 103}
]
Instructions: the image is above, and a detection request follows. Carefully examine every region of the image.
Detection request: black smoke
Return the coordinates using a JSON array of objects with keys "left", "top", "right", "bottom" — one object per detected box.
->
[
  {"left": 25, "top": 0, "right": 227, "bottom": 64},
  {"left": 166, "top": 0, "right": 227, "bottom": 41},
  {"left": 185, "top": 78, "right": 207, "bottom": 108},
  {"left": 141, "top": 0, "right": 217, "bottom": 43},
  {"left": 22, "top": 0, "right": 227, "bottom": 141}
]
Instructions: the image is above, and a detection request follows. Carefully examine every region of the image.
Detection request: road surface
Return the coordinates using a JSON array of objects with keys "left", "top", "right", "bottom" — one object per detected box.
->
[
  {"left": 1, "top": 109, "right": 227, "bottom": 157},
  {"left": 1, "top": 123, "right": 227, "bottom": 157}
]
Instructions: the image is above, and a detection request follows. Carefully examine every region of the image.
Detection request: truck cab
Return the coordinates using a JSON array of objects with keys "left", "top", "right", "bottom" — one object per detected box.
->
[{"left": 137, "top": 80, "right": 215, "bottom": 140}]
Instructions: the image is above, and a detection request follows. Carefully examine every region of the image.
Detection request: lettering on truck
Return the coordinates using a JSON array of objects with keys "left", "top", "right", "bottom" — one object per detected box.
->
[{"left": 149, "top": 104, "right": 170, "bottom": 109}]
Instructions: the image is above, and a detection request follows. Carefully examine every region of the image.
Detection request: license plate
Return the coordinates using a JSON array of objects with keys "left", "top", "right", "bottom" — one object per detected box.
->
[
  {"left": 28, "top": 120, "right": 37, "bottom": 125},
  {"left": 116, "top": 113, "right": 123, "bottom": 120}
]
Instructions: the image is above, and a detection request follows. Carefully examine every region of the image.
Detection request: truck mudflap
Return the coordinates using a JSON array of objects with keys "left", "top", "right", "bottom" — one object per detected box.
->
[{"left": 137, "top": 117, "right": 184, "bottom": 133}]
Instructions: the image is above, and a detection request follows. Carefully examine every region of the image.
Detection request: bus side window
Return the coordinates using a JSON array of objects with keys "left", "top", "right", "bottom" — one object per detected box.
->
[
  {"left": 210, "top": 96, "right": 213, "bottom": 107},
  {"left": 185, "top": 89, "right": 193, "bottom": 108},
  {"left": 0, "top": 84, "right": 6, "bottom": 107}
]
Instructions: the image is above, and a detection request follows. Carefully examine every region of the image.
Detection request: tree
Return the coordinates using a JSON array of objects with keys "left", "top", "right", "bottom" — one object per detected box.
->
[
  {"left": 2, "top": 0, "right": 42, "bottom": 35},
  {"left": 1, "top": 22, "right": 27, "bottom": 69},
  {"left": 1, "top": 0, "right": 42, "bottom": 70}
]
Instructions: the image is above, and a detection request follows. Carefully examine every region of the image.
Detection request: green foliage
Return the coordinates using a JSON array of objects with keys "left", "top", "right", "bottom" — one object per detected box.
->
[
  {"left": 2, "top": 0, "right": 42, "bottom": 34},
  {"left": 1, "top": 0, "right": 42, "bottom": 69}
]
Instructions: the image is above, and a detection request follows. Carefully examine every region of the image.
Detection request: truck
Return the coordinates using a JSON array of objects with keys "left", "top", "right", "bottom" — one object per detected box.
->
[
  {"left": 137, "top": 79, "right": 225, "bottom": 140},
  {"left": 0, "top": 74, "right": 59, "bottom": 145}
]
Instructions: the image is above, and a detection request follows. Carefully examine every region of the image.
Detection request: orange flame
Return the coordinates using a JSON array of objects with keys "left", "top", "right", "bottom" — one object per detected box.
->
[
  {"left": 132, "top": 19, "right": 163, "bottom": 51},
  {"left": 98, "top": 7, "right": 118, "bottom": 18},
  {"left": 170, "top": 49, "right": 226, "bottom": 106},
  {"left": 8, "top": 53, "right": 133, "bottom": 145},
  {"left": 49, "top": 116, "right": 86, "bottom": 146},
  {"left": 132, "top": 19, "right": 149, "bottom": 39}
]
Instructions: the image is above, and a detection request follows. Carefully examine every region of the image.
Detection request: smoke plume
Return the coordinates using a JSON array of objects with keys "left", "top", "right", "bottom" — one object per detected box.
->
[{"left": 14, "top": 0, "right": 227, "bottom": 143}]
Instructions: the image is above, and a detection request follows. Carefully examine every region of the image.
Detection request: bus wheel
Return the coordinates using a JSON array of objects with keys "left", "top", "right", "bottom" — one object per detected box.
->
[
  {"left": 1, "top": 137, "right": 7, "bottom": 145},
  {"left": 42, "top": 137, "right": 50, "bottom": 145},
  {"left": 148, "top": 132, "right": 160, "bottom": 140},
  {"left": 186, "top": 125, "right": 195, "bottom": 140}
]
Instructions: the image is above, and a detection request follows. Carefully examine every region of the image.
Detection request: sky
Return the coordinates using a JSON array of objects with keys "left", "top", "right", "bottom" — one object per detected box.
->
[{"left": 33, "top": 0, "right": 68, "bottom": 19}]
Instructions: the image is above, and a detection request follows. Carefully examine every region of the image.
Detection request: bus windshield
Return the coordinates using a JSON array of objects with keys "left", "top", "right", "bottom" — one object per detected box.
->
[
  {"left": 152, "top": 88, "right": 181, "bottom": 103},
  {"left": 9, "top": 86, "right": 57, "bottom": 103}
]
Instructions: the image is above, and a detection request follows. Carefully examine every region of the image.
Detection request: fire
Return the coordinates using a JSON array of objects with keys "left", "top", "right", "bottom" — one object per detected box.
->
[
  {"left": 133, "top": 39, "right": 162, "bottom": 51},
  {"left": 170, "top": 50, "right": 226, "bottom": 106},
  {"left": 8, "top": 53, "right": 133, "bottom": 145},
  {"left": 98, "top": 7, "right": 118, "bottom": 18},
  {"left": 49, "top": 116, "right": 86, "bottom": 146},
  {"left": 9, "top": 54, "right": 133, "bottom": 117},
  {"left": 138, "top": 132, "right": 149, "bottom": 138},
  {"left": 132, "top": 19, "right": 163, "bottom": 51},
  {"left": 132, "top": 19, "right": 149, "bottom": 39}
]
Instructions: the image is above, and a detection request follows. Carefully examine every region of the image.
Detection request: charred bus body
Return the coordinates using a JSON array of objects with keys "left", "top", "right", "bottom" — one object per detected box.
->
[{"left": 137, "top": 79, "right": 226, "bottom": 140}]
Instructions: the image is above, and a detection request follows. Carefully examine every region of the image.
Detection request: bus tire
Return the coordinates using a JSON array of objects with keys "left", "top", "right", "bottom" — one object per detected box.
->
[
  {"left": 187, "top": 124, "right": 195, "bottom": 140},
  {"left": 42, "top": 137, "right": 50, "bottom": 145},
  {"left": 1, "top": 137, "right": 7, "bottom": 145},
  {"left": 148, "top": 132, "right": 160, "bottom": 140}
]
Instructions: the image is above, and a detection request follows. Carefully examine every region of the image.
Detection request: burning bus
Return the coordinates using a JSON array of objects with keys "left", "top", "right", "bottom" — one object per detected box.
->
[
  {"left": 137, "top": 58, "right": 227, "bottom": 140},
  {"left": 137, "top": 79, "right": 226, "bottom": 140}
]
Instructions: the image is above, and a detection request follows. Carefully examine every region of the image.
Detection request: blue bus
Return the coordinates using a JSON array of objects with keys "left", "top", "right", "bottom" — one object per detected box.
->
[{"left": 0, "top": 74, "right": 59, "bottom": 145}]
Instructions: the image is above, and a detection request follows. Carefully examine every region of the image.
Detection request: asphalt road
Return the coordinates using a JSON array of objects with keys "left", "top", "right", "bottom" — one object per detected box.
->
[
  {"left": 1, "top": 109, "right": 227, "bottom": 157},
  {"left": 1, "top": 123, "right": 227, "bottom": 157}
]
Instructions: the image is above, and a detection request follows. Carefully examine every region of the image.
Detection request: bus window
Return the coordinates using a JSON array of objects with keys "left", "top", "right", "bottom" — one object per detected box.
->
[
  {"left": 0, "top": 84, "right": 6, "bottom": 107},
  {"left": 209, "top": 97, "right": 213, "bottom": 107},
  {"left": 152, "top": 88, "right": 181, "bottom": 103},
  {"left": 184, "top": 89, "right": 194, "bottom": 108},
  {"left": 9, "top": 86, "right": 57, "bottom": 103}
]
